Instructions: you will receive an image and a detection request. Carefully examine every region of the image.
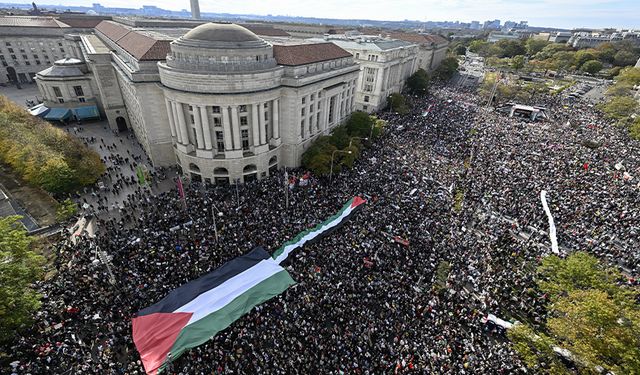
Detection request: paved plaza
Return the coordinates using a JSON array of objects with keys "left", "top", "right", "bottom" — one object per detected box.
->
[
  {"left": 1, "top": 82, "right": 178, "bottom": 225},
  {"left": 0, "top": 82, "right": 42, "bottom": 108},
  {"left": 62, "top": 121, "right": 178, "bottom": 220}
]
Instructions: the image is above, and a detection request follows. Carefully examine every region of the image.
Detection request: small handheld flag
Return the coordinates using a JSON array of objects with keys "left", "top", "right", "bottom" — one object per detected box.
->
[{"left": 136, "top": 165, "right": 146, "bottom": 185}]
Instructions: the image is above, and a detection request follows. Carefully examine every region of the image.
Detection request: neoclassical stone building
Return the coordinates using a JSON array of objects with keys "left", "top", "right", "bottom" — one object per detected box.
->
[
  {"left": 158, "top": 24, "right": 358, "bottom": 183},
  {"left": 0, "top": 15, "right": 108, "bottom": 85},
  {"left": 317, "top": 35, "right": 419, "bottom": 112},
  {"left": 39, "top": 21, "right": 359, "bottom": 183},
  {"left": 34, "top": 57, "right": 101, "bottom": 122}
]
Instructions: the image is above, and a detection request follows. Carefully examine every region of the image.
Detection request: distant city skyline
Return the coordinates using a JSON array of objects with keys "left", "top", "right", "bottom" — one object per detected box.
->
[{"left": 3, "top": 0, "right": 640, "bottom": 29}]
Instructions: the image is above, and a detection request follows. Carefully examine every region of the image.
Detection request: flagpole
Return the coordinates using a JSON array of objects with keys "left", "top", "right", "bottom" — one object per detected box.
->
[
  {"left": 284, "top": 168, "right": 289, "bottom": 212},
  {"left": 211, "top": 206, "right": 218, "bottom": 242}
]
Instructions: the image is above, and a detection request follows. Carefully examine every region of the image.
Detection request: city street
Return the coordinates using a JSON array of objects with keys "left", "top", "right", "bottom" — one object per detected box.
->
[{"left": 1, "top": 5, "right": 639, "bottom": 374}]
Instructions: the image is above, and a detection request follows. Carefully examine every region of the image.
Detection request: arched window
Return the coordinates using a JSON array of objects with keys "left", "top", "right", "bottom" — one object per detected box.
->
[
  {"left": 243, "top": 164, "right": 257, "bottom": 173},
  {"left": 269, "top": 156, "right": 277, "bottom": 165},
  {"left": 213, "top": 167, "right": 228, "bottom": 175},
  {"left": 243, "top": 164, "right": 258, "bottom": 183},
  {"left": 189, "top": 163, "right": 200, "bottom": 172}
]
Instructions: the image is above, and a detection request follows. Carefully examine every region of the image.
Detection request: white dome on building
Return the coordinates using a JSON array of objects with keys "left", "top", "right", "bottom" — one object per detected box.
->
[
  {"left": 37, "top": 57, "right": 88, "bottom": 77},
  {"left": 181, "top": 23, "right": 261, "bottom": 44},
  {"left": 166, "top": 22, "right": 276, "bottom": 74}
]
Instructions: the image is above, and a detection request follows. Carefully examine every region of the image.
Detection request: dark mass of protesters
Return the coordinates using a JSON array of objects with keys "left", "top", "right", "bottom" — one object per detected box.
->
[{"left": 5, "top": 84, "right": 639, "bottom": 375}]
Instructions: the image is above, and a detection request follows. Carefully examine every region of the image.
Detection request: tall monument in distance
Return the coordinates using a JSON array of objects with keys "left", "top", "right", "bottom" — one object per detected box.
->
[{"left": 190, "top": 0, "right": 200, "bottom": 19}]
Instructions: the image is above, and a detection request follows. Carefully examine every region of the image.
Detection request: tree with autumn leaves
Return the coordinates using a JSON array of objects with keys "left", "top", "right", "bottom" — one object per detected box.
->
[
  {"left": 0, "top": 95, "right": 104, "bottom": 194},
  {"left": 508, "top": 252, "right": 640, "bottom": 374}
]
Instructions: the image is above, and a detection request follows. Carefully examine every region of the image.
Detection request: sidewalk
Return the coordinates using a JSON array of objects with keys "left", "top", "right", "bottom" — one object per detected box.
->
[{"left": 0, "top": 82, "right": 42, "bottom": 108}]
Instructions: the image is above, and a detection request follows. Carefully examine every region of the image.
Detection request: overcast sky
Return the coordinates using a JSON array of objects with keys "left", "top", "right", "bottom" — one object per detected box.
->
[{"left": 6, "top": 0, "right": 640, "bottom": 29}]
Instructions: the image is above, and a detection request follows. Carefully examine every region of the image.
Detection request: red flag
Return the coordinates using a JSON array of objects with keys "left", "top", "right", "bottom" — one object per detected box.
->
[
  {"left": 176, "top": 177, "right": 185, "bottom": 199},
  {"left": 393, "top": 236, "right": 410, "bottom": 247}
]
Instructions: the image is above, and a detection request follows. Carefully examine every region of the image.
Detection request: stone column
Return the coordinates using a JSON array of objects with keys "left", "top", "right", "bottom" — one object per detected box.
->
[
  {"left": 323, "top": 97, "right": 331, "bottom": 128},
  {"left": 375, "top": 67, "right": 385, "bottom": 95},
  {"left": 193, "top": 105, "right": 205, "bottom": 149},
  {"left": 230, "top": 105, "right": 241, "bottom": 150},
  {"left": 252, "top": 103, "right": 260, "bottom": 146},
  {"left": 318, "top": 97, "right": 326, "bottom": 132},
  {"left": 221, "top": 106, "right": 233, "bottom": 151},
  {"left": 272, "top": 99, "right": 279, "bottom": 139},
  {"left": 382, "top": 67, "right": 391, "bottom": 91},
  {"left": 258, "top": 103, "right": 267, "bottom": 144},
  {"left": 171, "top": 102, "right": 182, "bottom": 143},
  {"left": 165, "top": 99, "right": 176, "bottom": 139},
  {"left": 199, "top": 106, "right": 212, "bottom": 150},
  {"left": 176, "top": 102, "right": 190, "bottom": 145}
]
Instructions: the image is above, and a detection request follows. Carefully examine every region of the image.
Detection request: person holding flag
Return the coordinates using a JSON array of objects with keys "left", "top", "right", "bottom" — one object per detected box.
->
[{"left": 136, "top": 165, "right": 146, "bottom": 186}]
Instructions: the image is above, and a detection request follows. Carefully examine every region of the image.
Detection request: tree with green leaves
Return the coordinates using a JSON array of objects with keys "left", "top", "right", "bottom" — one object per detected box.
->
[
  {"left": 56, "top": 198, "right": 78, "bottom": 222},
  {"left": 629, "top": 117, "right": 640, "bottom": 140},
  {"left": 613, "top": 50, "right": 637, "bottom": 67},
  {"left": 595, "top": 42, "right": 617, "bottom": 64},
  {"left": 614, "top": 67, "right": 640, "bottom": 86},
  {"left": 345, "top": 111, "right": 375, "bottom": 139},
  {"left": 434, "top": 56, "right": 459, "bottom": 81},
  {"left": 509, "top": 324, "right": 570, "bottom": 375},
  {"left": 606, "top": 82, "right": 634, "bottom": 97},
  {"left": 453, "top": 44, "right": 467, "bottom": 55},
  {"left": 511, "top": 55, "right": 525, "bottom": 71},
  {"left": 508, "top": 252, "right": 640, "bottom": 374},
  {"left": 495, "top": 39, "right": 526, "bottom": 58},
  {"left": 574, "top": 49, "right": 600, "bottom": 69},
  {"left": 550, "top": 51, "right": 576, "bottom": 71},
  {"left": 301, "top": 112, "right": 380, "bottom": 176},
  {"left": 405, "top": 68, "right": 430, "bottom": 95},
  {"left": 388, "top": 93, "right": 410, "bottom": 115},
  {"left": 534, "top": 43, "right": 573, "bottom": 60},
  {"left": 580, "top": 59, "right": 603, "bottom": 74},
  {"left": 598, "top": 96, "right": 638, "bottom": 120},
  {"left": 525, "top": 39, "right": 551, "bottom": 56},
  {"left": 468, "top": 40, "right": 491, "bottom": 56},
  {"left": 0, "top": 216, "right": 44, "bottom": 343}
]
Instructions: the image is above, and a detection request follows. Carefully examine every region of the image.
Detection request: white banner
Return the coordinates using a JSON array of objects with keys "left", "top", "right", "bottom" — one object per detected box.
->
[{"left": 540, "top": 190, "right": 559, "bottom": 255}]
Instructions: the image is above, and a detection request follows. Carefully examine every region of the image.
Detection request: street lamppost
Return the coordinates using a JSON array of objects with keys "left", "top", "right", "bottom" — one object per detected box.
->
[
  {"left": 330, "top": 150, "right": 352, "bottom": 182},
  {"left": 348, "top": 136, "right": 369, "bottom": 148},
  {"left": 210, "top": 203, "right": 221, "bottom": 242}
]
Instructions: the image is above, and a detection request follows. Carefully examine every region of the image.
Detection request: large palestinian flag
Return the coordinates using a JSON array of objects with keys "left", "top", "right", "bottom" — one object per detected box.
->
[
  {"left": 272, "top": 196, "right": 367, "bottom": 264},
  {"left": 132, "top": 197, "right": 366, "bottom": 374},
  {"left": 131, "top": 247, "right": 295, "bottom": 374}
]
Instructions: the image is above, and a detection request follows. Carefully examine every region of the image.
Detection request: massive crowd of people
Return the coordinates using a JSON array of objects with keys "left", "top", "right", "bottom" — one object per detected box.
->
[{"left": 5, "top": 83, "right": 639, "bottom": 374}]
